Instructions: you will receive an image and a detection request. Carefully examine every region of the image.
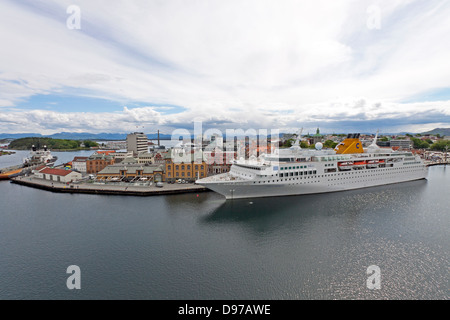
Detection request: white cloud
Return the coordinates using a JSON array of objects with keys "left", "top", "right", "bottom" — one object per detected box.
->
[{"left": 0, "top": 0, "right": 450, "bottom": 133}]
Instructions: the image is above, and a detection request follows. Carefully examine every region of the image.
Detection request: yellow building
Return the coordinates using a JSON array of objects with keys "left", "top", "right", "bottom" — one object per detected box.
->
[
  {"left": 164, "top": 149, "right": 208, "bottom": 182},
  {"left": 97, "top": 164, "right": 165, "bottom": 182}
]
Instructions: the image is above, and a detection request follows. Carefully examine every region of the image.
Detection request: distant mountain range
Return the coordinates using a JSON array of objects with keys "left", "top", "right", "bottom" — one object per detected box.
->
[
  {"left": 0, "top": 132, "right": 173, "bottom": 141},
  {"left": 0, "top": 128, "right": 448, "bottom": 141}
]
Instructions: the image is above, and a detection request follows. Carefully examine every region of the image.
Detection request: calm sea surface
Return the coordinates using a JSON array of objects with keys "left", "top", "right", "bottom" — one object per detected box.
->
[{"left": 0, "top": 151, "right": 448, "bottom": 299}]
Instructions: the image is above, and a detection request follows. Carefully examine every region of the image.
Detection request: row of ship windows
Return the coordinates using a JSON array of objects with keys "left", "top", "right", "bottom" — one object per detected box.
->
[
  {"left": 253, "top": 176, "right": 320, "bottom": 184},
  {"left": 280, "top": 165, "right": 422, "bottom": 178},
  {"left": 279, "top": 170, "right": 317, "bottom": 177},
  {"left": 251, "top": 167, "right": 423, "bottom": 184},
  {"left": 238, "top": 164, "right": 422, "bottom": 179},
  {"left": 280, "top": 165, "right": 309, "bottom": 170},
  {"left": 327, "top": 169, "right": 422, "bottom": 186},
  {"left": 327, "top": 169, "right": 421, "bottom": 181}
]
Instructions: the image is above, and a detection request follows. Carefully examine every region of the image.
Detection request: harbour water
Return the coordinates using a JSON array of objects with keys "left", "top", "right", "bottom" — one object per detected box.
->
[
  {"left": 0, "top": 164, "right": 448, "bottom": 299},
  {"left": 0, "top": 149, "right": 94, "bottom": 169}
]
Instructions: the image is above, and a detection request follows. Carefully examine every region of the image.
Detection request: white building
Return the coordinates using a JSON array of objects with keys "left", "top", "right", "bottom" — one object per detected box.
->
[
  {"left": 113, "top": 151, "right": 134, "bottom": 163},
  {"left": 72, "top": 156, "right": 88, "bottom": 173},
  {"left": 127, "top": 132, "right": 148, "bottom": 156},
  {"left": 137, "top": 152, "right": 154, "bottom": 164},
  {"left": 35, "top": 168, "right": 82, "bottom": 183},
  {"left": 390, "top": 139, "right": 413, "bottom": 149}
]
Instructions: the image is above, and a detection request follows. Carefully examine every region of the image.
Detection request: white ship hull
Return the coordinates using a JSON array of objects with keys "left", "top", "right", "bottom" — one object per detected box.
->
[{"left": 198, "top": 162, "right": 428, "bottom": 200}]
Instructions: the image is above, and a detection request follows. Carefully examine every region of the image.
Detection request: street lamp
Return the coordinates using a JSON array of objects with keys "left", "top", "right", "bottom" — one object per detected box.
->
[{"left": 444, "top": 145, "right": 449, "bottom": 165}]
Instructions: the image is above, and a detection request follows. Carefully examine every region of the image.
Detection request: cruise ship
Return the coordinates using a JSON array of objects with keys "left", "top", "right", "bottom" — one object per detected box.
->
[{"left": 196, "top": 133, "right": 428, "bottom": 199}]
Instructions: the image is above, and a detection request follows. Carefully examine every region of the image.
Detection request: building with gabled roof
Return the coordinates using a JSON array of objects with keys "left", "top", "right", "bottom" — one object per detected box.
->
[
  {"left": 86, "top": 152, "right": 115, "bottom": 174},
  {"left": 97, "top": 164, "right": 165, "bottom": 182},
  {"left": 72, "top": 156, "right": 88, "bottom": 172},
  {"left": 35, "top": 167, "right": 82, "bottom": 183}
]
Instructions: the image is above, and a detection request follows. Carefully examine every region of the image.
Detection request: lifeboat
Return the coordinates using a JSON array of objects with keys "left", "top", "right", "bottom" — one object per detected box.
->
[
  {"left": 338, "top": 161, "right": 353, "bottom": 171},
  {"left": 353, "top": 160, "right": 366, "bottom": 169},
  {"left": 366, "top": 160, "right": 379, "bottom": 169}
]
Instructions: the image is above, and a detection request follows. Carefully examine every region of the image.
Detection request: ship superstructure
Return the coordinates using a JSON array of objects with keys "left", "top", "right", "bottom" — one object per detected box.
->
[{"left": 23, "top": 145, "right": 57, "bottom": 167}]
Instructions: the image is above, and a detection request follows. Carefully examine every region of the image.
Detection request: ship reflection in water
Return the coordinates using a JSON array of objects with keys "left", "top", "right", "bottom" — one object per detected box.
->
[{"left": 201, "top": 178, "right": 428, "bottom": 228}]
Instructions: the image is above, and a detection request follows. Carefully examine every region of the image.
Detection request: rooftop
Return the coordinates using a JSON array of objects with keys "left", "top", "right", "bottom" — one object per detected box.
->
[
  {"left": 73, "top": 156, "right": 88, "bottom": 162},
  {"left": 40, "top": 168, "right": 74, "bottom": 176},
  {"left": 98, "top": 164, "right": 164, "bottom": 175}
]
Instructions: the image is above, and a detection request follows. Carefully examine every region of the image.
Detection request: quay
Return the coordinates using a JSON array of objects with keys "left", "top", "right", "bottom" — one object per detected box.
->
[
  {"left": 425, "top": 160, "right": 450, "bottom": 166},
  {"left": 10, "top": 176, "right": 208, "bottom": 197}
]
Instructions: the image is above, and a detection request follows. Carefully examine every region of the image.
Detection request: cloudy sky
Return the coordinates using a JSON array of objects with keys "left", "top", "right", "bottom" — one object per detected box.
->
[{"left": 1, "top": 0, "right": 450, "bottom": 135}]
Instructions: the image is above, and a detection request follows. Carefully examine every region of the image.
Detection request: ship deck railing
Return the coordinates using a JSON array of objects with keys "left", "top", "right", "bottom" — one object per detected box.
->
[{"left": 197, "top": 173, "right": 248, "bottom": 183}]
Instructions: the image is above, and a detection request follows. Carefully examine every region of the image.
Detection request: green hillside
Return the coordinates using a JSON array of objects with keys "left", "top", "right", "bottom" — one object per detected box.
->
[
  {"left": 421, "top": 128, "right": 450, "bottom": 136},
  {"left": 8, "top": 137, "right": 98, "bottom": 151}
]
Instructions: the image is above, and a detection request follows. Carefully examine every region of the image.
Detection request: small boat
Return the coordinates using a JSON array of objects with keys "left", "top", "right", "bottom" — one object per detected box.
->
[
  {"left": 338, "top": 161, "right": 353, "bottom": 171},
  {"left": 366, "top": 160, "right": 379, "bottom": 168},
  {"left": 23, "top": 145, "right": 57, "bottom": 167},
  {"left": 0, "top": 168, "right": 23, "bottom": 180},
  {"left": 352, "top": 160, "right": 366, "bottom": 169}
]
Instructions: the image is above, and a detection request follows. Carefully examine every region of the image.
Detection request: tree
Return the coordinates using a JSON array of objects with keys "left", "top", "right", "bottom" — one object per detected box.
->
[
  {"left": 411, "top": 137, "right": 429, "bottom": 149},
  {"left": 83, "top": 140, "right": 99, "bottom": 148},
  {"left": 281, "top": 138, "right": 295, "bottom": 148},
  {"left": 323, "top": 140, "right": 338, "bottom": 149},
  {"left": 430, "top": 140, "right": 450, "bottom": 151}
]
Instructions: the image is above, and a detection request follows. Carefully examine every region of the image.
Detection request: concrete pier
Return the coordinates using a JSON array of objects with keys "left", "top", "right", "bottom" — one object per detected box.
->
[{"left": 10, "top": 176, "right": 208, "bottom": 196}]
